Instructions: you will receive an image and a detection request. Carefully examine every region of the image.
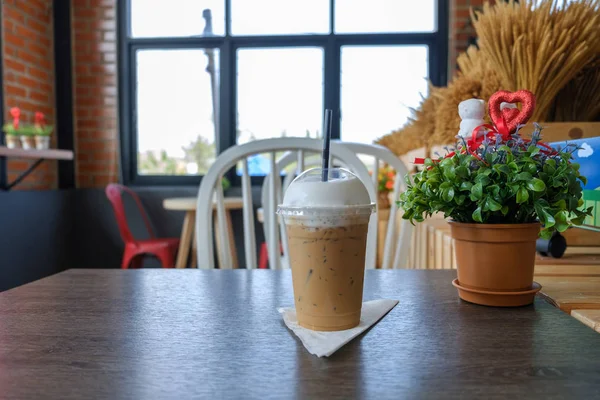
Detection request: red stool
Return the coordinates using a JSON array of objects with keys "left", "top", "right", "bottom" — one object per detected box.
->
[{"left": 105, "top": 184, "right": 180, "bottom": 268}]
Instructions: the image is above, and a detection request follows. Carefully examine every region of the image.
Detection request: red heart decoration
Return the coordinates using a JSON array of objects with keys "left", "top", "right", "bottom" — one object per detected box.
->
[
  {"left": 502, "top": 107, "right": 520, "bottom": 123},
  {"left": 488, "top": 90, "right": 536, "bottom": 134}
]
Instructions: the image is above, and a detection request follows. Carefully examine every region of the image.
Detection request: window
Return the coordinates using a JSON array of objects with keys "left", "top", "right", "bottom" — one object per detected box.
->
[{"left": 119, "top": 0, "right": 448, "bottom": 184}]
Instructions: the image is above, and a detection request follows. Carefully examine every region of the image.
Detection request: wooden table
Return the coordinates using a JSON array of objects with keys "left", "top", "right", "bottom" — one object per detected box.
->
[
  {"left": 163, "top": 197, "right": 243, "bottom": 269},
  {"left": 1, "top": 269, "right": 600, "bottom": 399},
  {"left": 536, "top": 276, "right": 600, "bottom": 313},
  {"left": 572, "top": 310, "right": 600, "bottom": 333}
]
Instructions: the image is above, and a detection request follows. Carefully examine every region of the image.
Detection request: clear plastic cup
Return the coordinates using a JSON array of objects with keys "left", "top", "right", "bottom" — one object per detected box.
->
[{"left": 277, "top": 168, "right": 375, "bottom": 331}]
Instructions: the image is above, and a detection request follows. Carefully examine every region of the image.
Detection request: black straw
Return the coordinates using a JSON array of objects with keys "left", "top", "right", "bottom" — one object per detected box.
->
[{"left": 321, "top": 109, "right": 333, "bottom": 182}]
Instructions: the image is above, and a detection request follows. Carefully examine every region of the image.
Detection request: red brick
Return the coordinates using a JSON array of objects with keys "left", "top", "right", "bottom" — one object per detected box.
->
[
  {"left": 17, "top": 49, "right": 40, "bottom": 64},
  {"left": 5, "top": 58, "right": 26, "bottom": 72},
  {"left": 4, "top": 32, "right": 25, "bottom": 47},
  {"left": 4, "top": 46, "right": 18, "bottom": 57},
  {"left": 28, "top": 17, "right": 48, "bottom": 34},
  {"left": 5, "top": 84, "right": 26, "bottom": 97},
  {"left": 4, "top": 7, "right": 26, "bottom": 24},
  {"left": 15, "top": 24, "right": 39, "bottom": 41},
  {"left": 38, "top": 35, "right": 51, "bottom": 48},
  {"left": 29, "top": 90, "right": 50, "bottom": 103},
  {"left": 28, "top": 66, "right": 50, "bottom": 81},
  {"left": 28, "top": 41, "right": 49, "bottom": 56}
]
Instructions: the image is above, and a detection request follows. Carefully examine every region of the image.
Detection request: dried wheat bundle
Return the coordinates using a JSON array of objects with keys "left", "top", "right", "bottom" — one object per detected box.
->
[
  {"left": 552, "top": 57, "right": 600, "bottom": 121},
  {"left": 472, "top": 0, "right": 600, "bottom": 121},
  {"left": 376, "top": 83, "right": 442, "bottom": 153},
  {"left": 376, "top": 123, "right": 426, "bottom": 157},
  {"left": 456, "top": 46, "right": 484, "bottom": 76}
]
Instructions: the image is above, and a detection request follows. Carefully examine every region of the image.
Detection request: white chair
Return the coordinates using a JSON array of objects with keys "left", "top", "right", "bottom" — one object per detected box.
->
[
  {"left": 195, "top": 138, "right": 376, "bottom": 270},
  {"left": 335, "top": 141, "right": 414, "bottom": 269}
]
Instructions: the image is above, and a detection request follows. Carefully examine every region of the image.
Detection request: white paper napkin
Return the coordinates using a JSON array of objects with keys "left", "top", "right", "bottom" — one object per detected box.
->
[{"left": 278, "top": 299, "right": 398, "bottom": 357}]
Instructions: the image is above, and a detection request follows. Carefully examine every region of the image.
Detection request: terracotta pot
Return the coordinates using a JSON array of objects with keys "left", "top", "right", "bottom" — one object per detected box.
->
[
  {"left": 5, "top": 135, "right": 21, "bottom": 149},
  {"left": 449, "top": 221, "right": 541, "bottom": 306},
  {"left": 378, "top": 192, "right": 390, "bottom": 209}
]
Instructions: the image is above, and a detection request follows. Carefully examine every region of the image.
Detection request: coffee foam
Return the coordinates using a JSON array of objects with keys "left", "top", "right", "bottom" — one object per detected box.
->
[
  {"left": 282, "top": 168, "right": 371, "bottom": 207},
  {"left": 278, "top": 168, "right": 374, "bottom": 228}
]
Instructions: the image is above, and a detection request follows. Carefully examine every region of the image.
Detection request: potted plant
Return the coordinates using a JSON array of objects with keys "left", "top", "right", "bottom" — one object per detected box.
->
[
  {"left": 2, "top": 107, "right": 22, "bottom": 149},
  {"left": 370, "top": 164, "right": 395, "bottom": 209},
  {"left": 399, "top": 90, "right": 593, "bottom": 307},
  {"left": 19, "top": 125, "right": 36, "bottom": 150},
  {"left": 33, "top": 112, "right": 52, "bottom": 150}
]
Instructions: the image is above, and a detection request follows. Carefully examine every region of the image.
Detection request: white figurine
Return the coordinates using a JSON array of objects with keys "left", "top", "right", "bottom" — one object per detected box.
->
[
  {"left": 457, "top": 98, "right": 485, "bottom": 138},
  {"left": 501, "top": 102, "right": 517, "bottom": 111}
]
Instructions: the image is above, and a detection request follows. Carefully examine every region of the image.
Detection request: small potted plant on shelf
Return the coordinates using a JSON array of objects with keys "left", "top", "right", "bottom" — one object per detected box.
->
[
  {"left": 398, "top": 90, "right": 593, "bottom": 307},
  {"left": 19, "top": 125, "right": 36, "bottom": 150},
  {"left": 33, "top": 112, "right": 52, "bottom": 150},
  {"left": 2, "top": 107, "right": 22, "bottom": 149}
]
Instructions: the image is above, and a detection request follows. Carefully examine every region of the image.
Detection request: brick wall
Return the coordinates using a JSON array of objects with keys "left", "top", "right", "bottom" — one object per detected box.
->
[
  {"left": 449, "top": 0, "right": 492, "bottom": 77},
  {"left": 2, "top": 0, "right": 56, "bottom": 190},
  {"left": 71, "top": 0, "right": 118, "bottom": 188}
]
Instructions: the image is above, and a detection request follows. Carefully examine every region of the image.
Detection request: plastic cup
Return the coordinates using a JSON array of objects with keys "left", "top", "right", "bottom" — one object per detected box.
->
[{"left": 277, "top": 168, "right": 374, "bottom": 331}]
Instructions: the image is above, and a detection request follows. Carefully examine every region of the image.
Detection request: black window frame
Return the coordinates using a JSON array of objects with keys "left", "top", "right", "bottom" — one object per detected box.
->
[{"left": 117, "top": 0, "right": 449, "bottom": 186}]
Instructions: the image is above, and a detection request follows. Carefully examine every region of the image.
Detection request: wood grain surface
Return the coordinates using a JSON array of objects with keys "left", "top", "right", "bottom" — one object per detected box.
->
[
  {"left": 0, "top": 269, "right": 599, "bottom": 399},
  {"left": 536, "top": 276, "right": 600, "bottom": 313},
  {"left": 572, "top": 310, "right": 600, "bottom": 333}
]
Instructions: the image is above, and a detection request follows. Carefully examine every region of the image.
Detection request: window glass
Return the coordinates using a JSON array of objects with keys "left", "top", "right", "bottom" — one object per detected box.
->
[
  {"left": 231, "top": 0, "right": 329, "bottom": 35},
  {"left": 335, "top": 0, "right": 436, "bottom": 33},
  {"left": 340, "top": 46, "right": 428, "bottom": 144},
  {"left": 136, "top": 49, "right": 219, "bottom": 175},
  {"left": 131, "top": 0, "right": 225, "bottom": 37}
]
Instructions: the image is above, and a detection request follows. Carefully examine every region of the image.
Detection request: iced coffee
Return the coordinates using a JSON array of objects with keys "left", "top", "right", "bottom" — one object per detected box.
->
[{"left": 277, "top": 168, "right": 374, "bottom": 331}]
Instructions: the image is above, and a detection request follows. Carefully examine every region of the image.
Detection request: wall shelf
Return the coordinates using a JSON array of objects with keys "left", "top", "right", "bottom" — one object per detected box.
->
[
  {"left": 0, "top": 146, "right": 74, "bottom": 190},
  {"left": 0, "top": 147, "right": 74, "bottom": 161}
]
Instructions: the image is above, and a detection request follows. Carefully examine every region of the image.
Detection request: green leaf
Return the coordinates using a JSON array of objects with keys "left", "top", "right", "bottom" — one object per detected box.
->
[
  {"left": 579, "top": 175, "right": 588, "bottom": 186},
  {"left": 459, "top": 181, "right": 473, "bottom": 191},
  {"left": 524, "top": 163, "right": 538, "bottom": 175},
  {"left": 470, "top": 182, "right": 483, "bottom": 200},
  {"left": 515, "top": 172, "right": 533, "bottom": 181},
  {"left": 555, "top": 210, "right": 569, "bottom": 232},
  {"left": 571, "top": 162, "right": 580, "bottom": 171},
  {"left": 441, "top": 187, "right": 455, "bottom": 202},
  {"left": 552, "top": 199, "right": 567, "bottom": 209},
  {"left": 508, "top": 162, "right": 519, "bottom": 172},
  {"left": 526, "top": 178, "right": 546, "bottom": 192},
  {"left": 516, "top": 186, "right": 529, "bottom": 204},
  {"left": 528, "top": 145, "right": 540, "bottom": 156},
  {"left": 509, "top": 184, "right": 520, "bottom": 196},
  {"left": 424, "top": 158, "right": 434, "bottom": 167},
  {"left": 486, "top": 197, "right": 502, "bottom": 211},
  {"left": 493, "top": 164, "right": 511, "bottom": 175},
  {"left": 455, "top": 166, "right": 469, "bottom": 179},
  {"left": 475, "top": 175, "right": 491, "bottom": 186},
  {"left": 443, "top": 167, "right": 456, "bottom": 181},
  {"left": 455, "top": 195, "right": 466, "bottom": 205},
  {"left": 472, "top": 207, "right": 483, "bottom": 223},
  {"left": 501, "top": 205, "right": 509, "bottom": 216}
]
